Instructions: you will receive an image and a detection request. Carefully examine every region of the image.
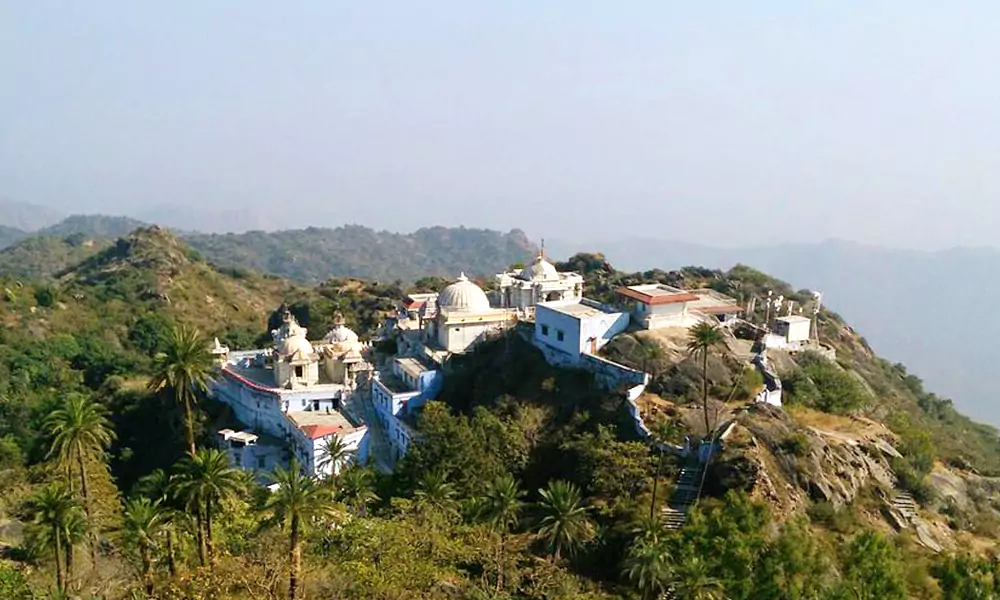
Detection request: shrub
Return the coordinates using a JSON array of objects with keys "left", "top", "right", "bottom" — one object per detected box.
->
[
  {"left": 33, "top": 286, "right": 54, "bottom": 308},
  {"left": 777, "top": 433, "right": 810, "bottom": 457},
  {"left": 807, "top": 501, "right": 858, "bottom": 533}
]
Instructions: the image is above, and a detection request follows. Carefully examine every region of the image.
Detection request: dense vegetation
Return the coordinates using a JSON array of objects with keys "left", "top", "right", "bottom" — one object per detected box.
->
[{"left": 0, "top": 233, "right": 998, "bottom": 598}]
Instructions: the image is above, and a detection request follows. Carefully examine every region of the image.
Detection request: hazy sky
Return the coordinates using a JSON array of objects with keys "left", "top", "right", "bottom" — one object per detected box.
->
[{"left": 3, "top": 2, "right": 1000, "bottom": 248}]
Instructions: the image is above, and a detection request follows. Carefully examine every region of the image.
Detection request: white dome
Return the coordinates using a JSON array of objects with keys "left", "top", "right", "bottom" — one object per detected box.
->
[
  {"left": 324, "top": 324, "right": 359, "bottom": 344},
  {"left": 519, "top": 255, "right": 559, "bottom": 281},
  {"left": 438, "top": 273, "right": 492, "bottom": 312},
  {"left": 277, "top": 335, "right": 314, "bottom": 358}
]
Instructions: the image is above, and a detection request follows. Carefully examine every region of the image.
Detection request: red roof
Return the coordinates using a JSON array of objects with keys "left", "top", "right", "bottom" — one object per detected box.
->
[
  {"left": 616, "top": 286, "right": 700, "bottom": 306},
  {"left": 298, "top": 424, "right": 343, "bottom": 440},
  {"left": 405, "top": 299, "right": 427, "bottom": 310}
]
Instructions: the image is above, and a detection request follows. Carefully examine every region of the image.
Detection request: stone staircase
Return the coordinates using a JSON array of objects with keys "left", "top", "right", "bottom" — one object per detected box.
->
[
  {"left": 892, "top": 491, "right": 918, "bottom": 520},
  {"left": 662, "top": 464, "right": 703, "bottom": 530}
]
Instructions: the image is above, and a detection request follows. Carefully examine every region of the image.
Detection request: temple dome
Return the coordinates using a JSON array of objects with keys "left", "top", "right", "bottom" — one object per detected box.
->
[
  {"left": 277, "top": 335, "right": 314, "bottom": 358},
  {"left": 519, "top": 254, "right": 559, "bottom": 281},
  {"left": 324, "top": 324, "right": 359, "bottom": 344},
  {"left": 438, "top": 273, "right": 491, "bottom": 312}
]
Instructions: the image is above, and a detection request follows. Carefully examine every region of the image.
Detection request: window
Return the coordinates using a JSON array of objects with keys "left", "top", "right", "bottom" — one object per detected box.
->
[
  {"left": 295, "top": 365, "right": 304, "bottom": 378},
  {"left": 556, "top": 330, "right": 565, "bottom": 342},
  {"left": 257, "top": 456, "right": 266, "bottom": 469},
  {"left": 541, "top": 325, "right": 549, "bottom": 336}
]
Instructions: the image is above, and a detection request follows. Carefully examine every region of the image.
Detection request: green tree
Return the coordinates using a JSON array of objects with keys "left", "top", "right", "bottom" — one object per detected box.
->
[
  {"left": 623, "top": 540, "right": 673, "bottom": 600},
  {"left": 316, "top": 434, "right": 350, "bottom": 478},
  {"left": 414, "top": 470, "right": 460, "bottom": 521},
  {"left": 148, "top": 324, "right": 215, "bottom": 456},
  {"left": 265, "top": 459, "right": 328, "bottom": 600},
  {"left": 840, "top": 531, "right": 906, "bottom": 600},
  {"left": 45, "top": 393, "right": 115, "bottom": 561},
  {"left": 337, "top": 465, "right": 380, "bottom": 517},
  {"left": 170, "top": 448, "right": 243, "bottom": 567},
  {"left": 121, "top": 497, "right": 167, "bottom": 596},
  {"left": 535, "top": 480, "right": 595, "bottom": 561},
  {"left": 24, "top": 484, "right": 84, "bottom": 595},
  {"left": 687, "top": 322, "right": 727, "bottom": 438},
  {"left": 135, "top": 468, "right": 179, "bottom": 577},
  {"left": 476, "top": 473, "right": 525, "bottom": 592},
  {"left": 933, "top": 554, "right": 1000, "bottom": 599},
  {"left": 672, "top": 555, "right": 726, "bottom": 600}
]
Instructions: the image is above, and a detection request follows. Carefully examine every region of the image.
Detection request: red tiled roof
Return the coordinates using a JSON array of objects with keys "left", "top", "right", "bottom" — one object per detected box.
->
[
  {"left": 298, "top": 424, "right": 343, "bottom": 440},
  {"left": 405, "top": 299, "right": 426, "bottom": 310},
  {"left": 616, "top": 286, "right": 700, "bottom": 305}
]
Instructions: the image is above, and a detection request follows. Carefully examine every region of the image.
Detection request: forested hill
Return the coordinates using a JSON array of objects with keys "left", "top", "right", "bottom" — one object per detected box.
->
[
  {"left": 183, "top": 224, "right": 537, "bottom": 282},
  {"left": 0, "top": 217, "right": 537, "bottom": 282},
  {"left": 4, "top": 232, "right": 1000, "bottom": 598}
]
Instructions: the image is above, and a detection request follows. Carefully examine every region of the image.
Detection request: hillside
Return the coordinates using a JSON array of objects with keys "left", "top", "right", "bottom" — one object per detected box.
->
[
  {"left": 183, "top": 224, "right": 537, "bottom": 282},
  {"left": 0, "top": 225, "right": 26, "bottom": 249},
  {"left": 0, "top": 217, "right": 537, "bottom": 283},
  {"left": 3, "top": 236, "right": 1000, "bottom": 599},
  {"left": 0, "top": 235, "right": 113, "bottom": 279},
  {"left": 549, "top": 237, "right": 1000, "bottom": 428},
  {"left": 37, "top": 214, "right": 149, "bottom": 238}
]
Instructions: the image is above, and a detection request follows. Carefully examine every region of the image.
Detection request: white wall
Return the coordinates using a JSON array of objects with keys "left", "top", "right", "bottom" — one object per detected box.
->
[
  {"left": 438, "top": 319, "right": 503, "bottom": 353},
  {"left": 577, "top": 306, "right": 630, "bottom": 354},
  {"left": 534, "top": 306, "right": 580, "bottom": 355}
]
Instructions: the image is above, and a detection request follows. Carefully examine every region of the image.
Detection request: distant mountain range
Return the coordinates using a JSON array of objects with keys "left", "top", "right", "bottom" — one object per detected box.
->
[
  {"left": 548, "top": 236, "right": 1000, "bottom": 427},
  {"left": 0, "top": 212, "right": 537, "bottom": 284},
  {"left": 0, "top": 199, "right": 64, "bottom": 232}
]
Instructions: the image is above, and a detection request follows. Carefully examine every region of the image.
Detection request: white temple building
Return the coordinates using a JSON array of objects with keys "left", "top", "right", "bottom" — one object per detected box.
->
[
  {"left": 425, "top": 273, "right": 513, "bottom": 354},
  {"left": 210, "top": 307, "right": 373, "bottom": 479},
  {"left": 495, "top": 252, "right": 583, "bottom": 316}
]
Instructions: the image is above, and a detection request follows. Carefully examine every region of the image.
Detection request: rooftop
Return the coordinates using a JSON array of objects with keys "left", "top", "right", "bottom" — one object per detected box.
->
[
  {"left": 617, "top": 284, "right": 701, "bottom": 306},
  {"left": 540, "top": 297, "right": 621, "bottom": 319},
  {"left": 777, "top": 315, "right": 812, "bottom": 324},
  {"left": 287, "top": 409, "right": 364, "bottom": 439},
  {"left": 396, "top": 355, "right": 436, "bottom": 380},
  {"left": 688, "top": 289, "right": 742, "bottom": 315}
]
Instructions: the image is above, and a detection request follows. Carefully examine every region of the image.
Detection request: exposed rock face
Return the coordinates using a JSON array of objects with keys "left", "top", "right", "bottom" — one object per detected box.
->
[{"left": 728, "top": 404, "right": 897, "bottom": 508}]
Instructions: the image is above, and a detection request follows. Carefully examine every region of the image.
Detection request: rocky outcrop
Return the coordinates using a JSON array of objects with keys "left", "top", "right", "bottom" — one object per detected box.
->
[{"left": 729, "top": 404, "right": 898, "bottom": 508}]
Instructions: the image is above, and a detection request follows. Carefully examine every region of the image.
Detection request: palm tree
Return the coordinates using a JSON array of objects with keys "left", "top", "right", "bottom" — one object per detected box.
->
[
  {"left": 535, "top": 480, "right": 595, "bottom": 561},
  {"left": 687, "top": 322, "right": 727, "bottom": 439},
  {"left": 136, "top": 469, "right": 179, "bottom": 577},
  {"left": 316, "top": 435, "right": 350, "bottom": 478},
  {"left": 121, "top": 497, "right": 167, "bottom": 595},
  {"left": 414, "top": 470, "right": 460, "bottom": 520},
  {"left": 337, "top": 466, "right": 379, "bottom": 517},
  {"left": 671, "top": 556, "right": 726, "bottom": 600},
  {"left": 639, "top": 339, "right": 663, "bottom": 378},
  {"left": 46, "top": 393, "right": 115, "bottom": 562},
  {"left": 25, "top": 484, "right": 84, "bottom": 595},
  {"left": 623, "top": 540, "right": 673, "bottom": 600},
  {"left": 170, "top": 448, "right": 243, "bottom": 567},
  {"left": 477, "top": 474, "right": 525, "bottom": 592},
  {"left": 149, "top": 324, "right": 215, "bottom": 456},
  {"left": 264, "top": 459, "right": 327, "bottom": 600}
]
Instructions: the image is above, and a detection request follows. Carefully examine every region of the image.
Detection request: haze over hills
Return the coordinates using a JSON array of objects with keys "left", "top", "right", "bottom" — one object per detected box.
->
[
  {"left": 548, "top": 236, "right": 1000, "bottom": 427},
  {"left": 0, "top": 199, "right": 64, "bottom": 232}
]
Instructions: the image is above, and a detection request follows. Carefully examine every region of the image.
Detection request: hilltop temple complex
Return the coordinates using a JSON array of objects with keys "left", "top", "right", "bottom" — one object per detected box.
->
[{"left": 210, "top": 252, "right": 769, "bottom": 479}]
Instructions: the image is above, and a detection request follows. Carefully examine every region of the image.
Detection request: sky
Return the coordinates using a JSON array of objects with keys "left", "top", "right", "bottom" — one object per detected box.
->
[{"left": 3, "top": 2, "right": 1000, "bottom": 248}]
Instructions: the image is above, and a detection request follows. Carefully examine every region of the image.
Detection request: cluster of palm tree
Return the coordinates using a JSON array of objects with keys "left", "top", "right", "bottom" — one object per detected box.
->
[{"left": 24, "top": 323, "right": 221, "bottom": 596}]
